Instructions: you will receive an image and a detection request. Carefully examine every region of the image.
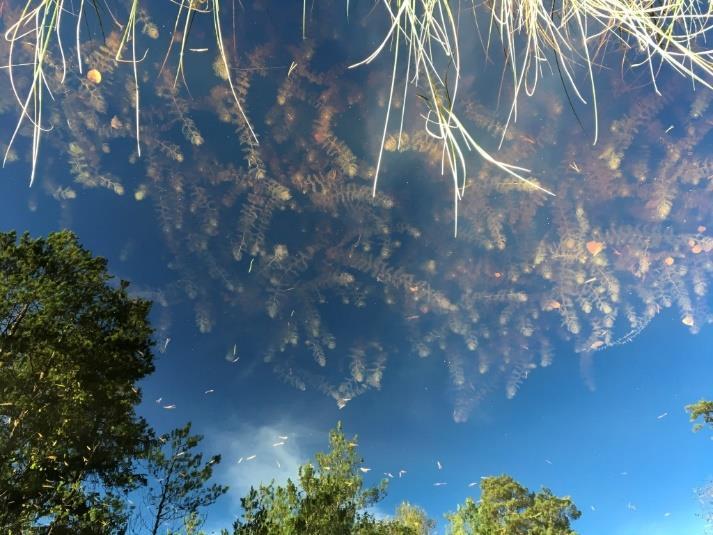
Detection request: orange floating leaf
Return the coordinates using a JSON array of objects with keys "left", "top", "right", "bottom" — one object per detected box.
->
[
  {"left": 691, "top": 244, "right": 703, "bottom": 254},
  {"left": 586, "top": 241, "right": 604, "bottom": 256},
  {"left": 663, "top": 256, "right": 675, "bottom": 266},
  {"left": 682, "top": 314, "right": 695, "bottom": 327},
  {"left": 87, "top": 69, "right": 102, "bottom": 84}
]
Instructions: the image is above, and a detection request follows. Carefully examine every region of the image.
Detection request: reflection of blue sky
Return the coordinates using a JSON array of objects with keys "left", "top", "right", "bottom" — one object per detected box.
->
[
  {"left": 1, "top": 2, "right": 712, "bottom": 532},
  {"left": 1, "top": 176, "right": 710, "bottom": 533}
]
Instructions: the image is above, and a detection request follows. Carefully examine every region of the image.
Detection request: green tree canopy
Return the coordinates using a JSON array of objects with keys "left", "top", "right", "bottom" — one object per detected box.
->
[
  {"left": 445, "top": 475, "right": 581, "bottom": 535},
  {"left": 233, "top": 422, "right": 410, "bottom": 535},
  {"left": 391, "top": 502, "right": 435, "bottom": 534},
  {"left": 0, "top": 230, "right": 156, "bottom": 531},
  {"left": 686, "top": 399, "right": 713, "bottom": 432}
]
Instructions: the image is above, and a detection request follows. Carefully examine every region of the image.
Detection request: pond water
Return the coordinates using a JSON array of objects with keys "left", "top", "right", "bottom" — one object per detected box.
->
[{"left": 0, "top": 0, "right": 711, "bottom": 532}]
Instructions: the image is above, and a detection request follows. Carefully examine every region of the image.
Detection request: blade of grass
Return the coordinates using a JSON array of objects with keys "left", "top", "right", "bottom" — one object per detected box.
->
[{"left": 116, "top": 0, "right": 142, "bottom": 157}]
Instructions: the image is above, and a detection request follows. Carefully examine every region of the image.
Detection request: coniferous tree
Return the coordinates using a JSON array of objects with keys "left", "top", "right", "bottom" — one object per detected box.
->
[
  {"left": 0, "top": 230, "right": 156, "bottom": 531},
  {"left": 139, "top": 422, "right": 228, "bottom": 535},
  {"left": 233, "top": 422, "right": 407, "bottom": 535}
]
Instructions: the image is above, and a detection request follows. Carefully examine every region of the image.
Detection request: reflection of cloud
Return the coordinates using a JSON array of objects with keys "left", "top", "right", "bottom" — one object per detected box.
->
[
  {"left": 209, "top": 421, "right": 318, "bottom": 503},
  {"left": 366, "top": 504, "right": 392, "bottom": 522},
  {"left": 203, "top": 421, "right": 403, "bottom": 529},
  {"left": 579, "top": 353, "right": 597, "bottom": 392}
]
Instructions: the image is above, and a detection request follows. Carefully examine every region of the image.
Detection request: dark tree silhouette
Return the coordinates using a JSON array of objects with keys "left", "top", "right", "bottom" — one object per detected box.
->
[{"left": 139, "top": 422, "right": 227, "bottom": 535}]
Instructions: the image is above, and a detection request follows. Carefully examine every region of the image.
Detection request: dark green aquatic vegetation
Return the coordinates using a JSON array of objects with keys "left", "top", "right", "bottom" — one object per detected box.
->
[
  {"left": 5, "top": 0, "right": 713, "bottom": 210},
  {"left": 0, "top": 2, "right": 711, "bottom": 426}
]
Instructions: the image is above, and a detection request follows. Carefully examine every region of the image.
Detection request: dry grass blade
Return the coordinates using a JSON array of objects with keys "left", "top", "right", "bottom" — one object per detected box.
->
[
  {"left": 3, "top": 0, "right": 112, "bottom": 184},
  {"left": 160, "top": 0, "right": 258, "bottom": 145},
  {"left": 116, "top": 0, "right": 143, "bottom": 157},
  {"left": 352, "top": 0, "right": 547, "bottom": 235},
  {"left": 3, "top": 0, "right": 66, "bottom": 186},
  {"left": 4, "top": 0, "right": 713, "bottom": 209},
  {"left": 351, "top": 0, "right": 713, "bottom": 235},
  {"left": 211, "top": 0, "right": 258, "bottom": 144}
]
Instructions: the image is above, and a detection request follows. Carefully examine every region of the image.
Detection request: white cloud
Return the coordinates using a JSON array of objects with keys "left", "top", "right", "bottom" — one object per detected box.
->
[
  {"left": 207, "top": 420, "right": 321, "bottom": 504},
  {"left": 366, "top": 504, "right": 393, "bottom": 522},
  {"left": 200, "top": 420, "right": 404, "bottom": 532}
]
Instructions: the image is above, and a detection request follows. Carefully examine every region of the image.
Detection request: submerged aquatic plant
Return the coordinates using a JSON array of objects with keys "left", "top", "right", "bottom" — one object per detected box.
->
[
  {"left": 1, "top": 2, "right": 712, "bottom": 422},
  {"left": 3, "top": 0, "right": 69, "bottom": 185},
  {"left": 1, "top": 0, "right": 255, "bottom": 184},
  {"left": 350, "top": 0, "right": 713, "bottom": 231},
  {"left": 4, "top": 0, "right": 713, "bottom": 222}
]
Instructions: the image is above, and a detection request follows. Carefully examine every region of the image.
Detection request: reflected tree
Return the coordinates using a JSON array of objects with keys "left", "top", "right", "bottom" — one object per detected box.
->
[
  {"left": 687, "top": 400, "right": 713, "bottom": 432},
  {"left": 391, "top": 502, "right": 435, "bottom": 534},
  {"left": 687, "top": 399, "right": 713, "bottom": 530},
  {"left": 137, "top": 422, "right": 228, "bottom": 535},
  {"left": 166, "top": 512, "right": 211, "bottom": 535},
  {"left": 1, "top": 0, "right": 712, "bottom": 423},
  {"left": 445, "top": 475, "right": 581, "bottom": 535},
  {"left": 0, "top": 230, "right": 155, "bottom": 531},
  {"left": 233, "top": 422, "right": 403, "bottom": 535}
]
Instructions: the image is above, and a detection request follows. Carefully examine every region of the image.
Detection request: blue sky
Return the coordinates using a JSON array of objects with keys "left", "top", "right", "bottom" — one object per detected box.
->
[
  {"left": 0, "top": 176, "right": 710, "bottom": 533},
  {"left": 1, "top": 1, "right": 712, "bottom": 532}
]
